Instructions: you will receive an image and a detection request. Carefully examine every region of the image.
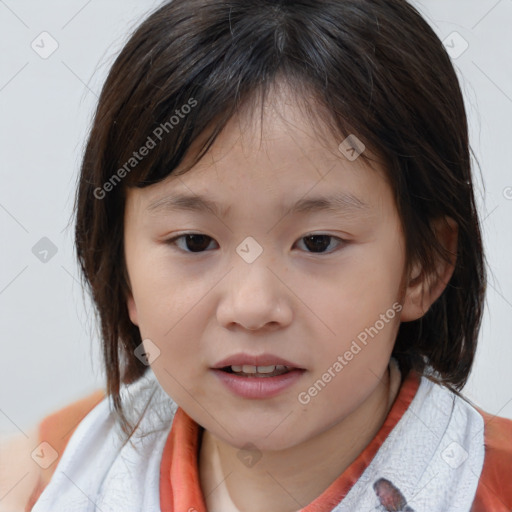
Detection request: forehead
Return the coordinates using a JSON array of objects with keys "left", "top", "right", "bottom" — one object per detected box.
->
[{"left": 126, "top": 84, "right": 391, "bottom": 219}]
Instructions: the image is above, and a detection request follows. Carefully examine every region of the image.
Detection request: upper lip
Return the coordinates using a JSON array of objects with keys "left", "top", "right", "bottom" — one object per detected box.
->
[{"left": 212, "top": 353, "right": 304, "bottom": 369}]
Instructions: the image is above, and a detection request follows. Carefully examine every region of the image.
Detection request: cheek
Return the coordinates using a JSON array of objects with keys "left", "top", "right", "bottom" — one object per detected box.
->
[
  {"left": 348, "top": 222, "right": 405, "bottom": 307},
  {"left": 128, "top": 248, "right": 196, "bottom": 326},
  {"left": 303, "top": 233, "right": 404, "bottom": 396},
  {"left": 315, "top": 243, "right": 404, "bottom": 341},
  {"left": 129, "top": 265, "right": 214, "bottom": 370}
]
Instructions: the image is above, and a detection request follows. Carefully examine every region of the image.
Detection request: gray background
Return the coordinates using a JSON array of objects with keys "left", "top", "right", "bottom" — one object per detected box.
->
[{"left": 1, "top": 0, "right": 511, "bottom": 438}]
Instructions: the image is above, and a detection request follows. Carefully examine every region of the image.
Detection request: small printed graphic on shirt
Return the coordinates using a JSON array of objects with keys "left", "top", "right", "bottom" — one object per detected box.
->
[{"left": 373, "top": 477, "right": 415, "bottom": 512}]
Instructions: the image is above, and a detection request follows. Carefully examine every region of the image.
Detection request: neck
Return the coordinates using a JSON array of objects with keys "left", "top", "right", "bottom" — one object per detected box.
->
[{"left": 198, "top": 361, "right": 403, "bottom": 512}]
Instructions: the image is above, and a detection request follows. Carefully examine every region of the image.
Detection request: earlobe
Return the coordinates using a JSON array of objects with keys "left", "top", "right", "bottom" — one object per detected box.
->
[
  {"left": 400, "top": 216, "right": 458, "bottom": 322},
  {"left": 399, "top": 261, "right": 427, "bottom": 322},
  {"left": 127, "top": 293, "right": 139, "bottom": 326}
]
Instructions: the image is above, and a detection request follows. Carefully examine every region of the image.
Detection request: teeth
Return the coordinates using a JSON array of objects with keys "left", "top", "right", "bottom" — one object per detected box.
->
[
  {"left": 252, "top": 365, "right": 277, "bottom": 373},
  {"left": 230, "top": 365, "right": 288, "bottom": 373}
]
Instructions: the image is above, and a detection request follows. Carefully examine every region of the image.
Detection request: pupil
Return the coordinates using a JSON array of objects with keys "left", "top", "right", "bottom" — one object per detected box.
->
[
  {"left": 185, "top": 234, "right": 211, "bottom": 252},
  {"left": 304, "top": 235, "right": 330, "bottom": 253}
]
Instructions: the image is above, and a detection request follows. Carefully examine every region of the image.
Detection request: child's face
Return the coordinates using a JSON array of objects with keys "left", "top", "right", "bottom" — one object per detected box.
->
[{"left": 124, "top": 88, "right": 409, "bottom": 451}]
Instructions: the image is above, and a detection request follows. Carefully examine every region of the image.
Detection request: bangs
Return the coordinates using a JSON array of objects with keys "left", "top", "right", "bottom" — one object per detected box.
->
[{"left": 91, "top": 0, "right": 390, "bottom": 194}]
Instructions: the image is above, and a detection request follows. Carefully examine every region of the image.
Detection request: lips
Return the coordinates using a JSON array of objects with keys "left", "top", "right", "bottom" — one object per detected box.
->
[
  {"left": 212, "top": 365, "right": 306, "bottom": 399},
  {"left": 212, "top": 352, "right": 304, "bottom": 370}
]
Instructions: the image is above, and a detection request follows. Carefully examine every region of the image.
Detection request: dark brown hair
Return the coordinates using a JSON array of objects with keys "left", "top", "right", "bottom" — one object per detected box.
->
[{"left": 74, "top": 0, "right": 486, "bottom": 438}]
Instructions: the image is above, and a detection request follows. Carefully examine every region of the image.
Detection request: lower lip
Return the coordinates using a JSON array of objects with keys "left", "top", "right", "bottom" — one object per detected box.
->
[{"left": 211, "top": 369, "right": 306, "bottom": 399}]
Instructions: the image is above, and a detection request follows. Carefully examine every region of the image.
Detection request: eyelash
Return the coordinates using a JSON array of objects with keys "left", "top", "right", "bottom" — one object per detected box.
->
[{"left": 164, "top": 232, "right": 347, "bottom": 255}]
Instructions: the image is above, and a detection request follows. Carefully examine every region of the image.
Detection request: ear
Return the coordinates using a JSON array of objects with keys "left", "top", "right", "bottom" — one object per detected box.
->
[
  {"left": 400, "top": 216, "right": 458, "bottom": 322},
  {"left": 126, "top": 292, "right": 139, "bottom": 326}
]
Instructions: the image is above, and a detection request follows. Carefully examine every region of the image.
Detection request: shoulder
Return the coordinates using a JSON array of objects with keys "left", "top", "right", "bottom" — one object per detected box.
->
[
  {"left": 0, "top": 389, "right": 105, "bottom": 512},
  {"left": 415, "top": 376, "right": 512, "bottom": 510},
  {"left": 0, "top": 425, "right": 40, "bottom": 512},
  {"left": 27, "top": 373, "right": 179, "bottom": 512},
  {"left": 471, "top": 406, "right": 512, "bottom": 511}
]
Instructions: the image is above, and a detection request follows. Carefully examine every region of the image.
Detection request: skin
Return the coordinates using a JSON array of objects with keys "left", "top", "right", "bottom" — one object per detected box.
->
[{"left": 124, "top": 82, "right": 457, "bottom": 512}]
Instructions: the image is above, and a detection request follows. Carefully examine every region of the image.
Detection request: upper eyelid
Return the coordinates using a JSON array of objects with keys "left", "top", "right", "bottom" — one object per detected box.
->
[{"left": 166, "top": 231, "right": 347, "bottom": 241}]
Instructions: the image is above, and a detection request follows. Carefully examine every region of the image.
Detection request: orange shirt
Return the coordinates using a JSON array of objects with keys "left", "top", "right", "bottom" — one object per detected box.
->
[{"left": 25, "top": 370, "right": 512, "bottom": 511}]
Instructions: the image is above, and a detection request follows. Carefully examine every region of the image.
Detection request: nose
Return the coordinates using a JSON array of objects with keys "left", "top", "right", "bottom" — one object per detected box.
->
[{"left": 216, "top": 256, "right": 293, "bottom": 332}]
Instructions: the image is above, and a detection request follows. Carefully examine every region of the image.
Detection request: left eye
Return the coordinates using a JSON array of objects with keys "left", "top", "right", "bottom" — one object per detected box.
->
[
  {"left": 295, "top": 234, "right": 344, "bottom": 253},
  {"left": 165, "top": 233, "right": 345, "bottom": 254},
  {"left": 166, "top": 233, "right": 218, "bottom": 253}
]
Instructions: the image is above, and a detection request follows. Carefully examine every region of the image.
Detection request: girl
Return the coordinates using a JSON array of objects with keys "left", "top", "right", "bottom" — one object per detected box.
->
[{"left": 3, "top": 0, "right": 512, "bottom": 510}]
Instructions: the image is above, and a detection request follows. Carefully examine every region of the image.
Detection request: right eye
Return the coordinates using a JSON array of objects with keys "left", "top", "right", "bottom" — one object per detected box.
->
[{"left": 165, "top": 233, "right": 218, "bottom": 253}]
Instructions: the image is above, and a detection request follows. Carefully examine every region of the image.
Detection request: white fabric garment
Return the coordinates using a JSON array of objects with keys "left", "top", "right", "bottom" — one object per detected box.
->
[
  {"left": 334, "top": 371, "right": 485, "bottom": 512},
  {"left": 31, "top": 370, "right": 176, "bottom": 512},
  {"left": 31, "top": 365, "right": 486, "bottom": 512}
]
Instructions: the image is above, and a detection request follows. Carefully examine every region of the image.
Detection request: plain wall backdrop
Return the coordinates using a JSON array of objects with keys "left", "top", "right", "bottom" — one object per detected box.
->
[{"left": 0, "top": 0, "right": 511, "bottom": 439}]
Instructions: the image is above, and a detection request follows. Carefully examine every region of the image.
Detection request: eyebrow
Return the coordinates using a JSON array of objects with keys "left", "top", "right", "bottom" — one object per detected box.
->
[{"left": 145, "top": 191, "right": 370, "bottom": 218}]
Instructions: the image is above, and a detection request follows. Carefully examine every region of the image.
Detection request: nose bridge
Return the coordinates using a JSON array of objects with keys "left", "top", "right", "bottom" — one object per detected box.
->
[
  {"left": 231, "top": 236, "right": 278, "bottom": 296},
  {"left": 217, "top": 237, "right": 291, "bottom": 330}
]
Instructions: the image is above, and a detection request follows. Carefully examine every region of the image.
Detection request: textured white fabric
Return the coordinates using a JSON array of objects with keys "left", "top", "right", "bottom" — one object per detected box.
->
[
  {"left": 31, "top": 370, "right": 177, "bottom": 512},
  {"left": 31, "top": 367, "right": 485, "bottom": 512},
  {"left": 333, "top": 374, "right": 485, "bottom": 511}
]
